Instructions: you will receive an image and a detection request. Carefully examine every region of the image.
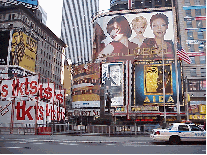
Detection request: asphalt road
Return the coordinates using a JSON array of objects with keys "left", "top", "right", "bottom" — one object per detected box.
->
[{"left": 0, "top": 134, "right": 206, "bottom": 154}]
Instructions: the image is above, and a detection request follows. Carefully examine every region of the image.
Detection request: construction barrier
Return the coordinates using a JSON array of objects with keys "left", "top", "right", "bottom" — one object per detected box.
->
[{"left": 37, "top": 127, "right": 52, "bottom": 135}]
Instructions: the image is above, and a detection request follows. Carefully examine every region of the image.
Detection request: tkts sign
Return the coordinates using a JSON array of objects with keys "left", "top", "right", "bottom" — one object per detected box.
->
[
  {"left": 0, "top": 75, "right": 65, "bottom": 125},
  {"left": 0, "top": 75, "right": 64, "bottom": 103}
]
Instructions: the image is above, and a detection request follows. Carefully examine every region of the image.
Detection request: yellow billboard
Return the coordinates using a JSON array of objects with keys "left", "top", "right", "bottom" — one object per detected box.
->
[
  {"left": 10, "top": 30, "right": 37, "bottom": 72},
  {"left": 199, "top": 104, "right": 206, "bottom": 114}
]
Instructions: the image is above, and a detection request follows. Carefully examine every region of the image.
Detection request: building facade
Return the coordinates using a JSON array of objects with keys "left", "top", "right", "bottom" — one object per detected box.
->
[
  {"left": 176, "top": 0, "right": 206, "bottom": 124},
  {"left": 60, "top": 0, "right": 99, "bottom": 65},
  {"left": 0, "top": 4, "right": 66, "bottom": 89}
]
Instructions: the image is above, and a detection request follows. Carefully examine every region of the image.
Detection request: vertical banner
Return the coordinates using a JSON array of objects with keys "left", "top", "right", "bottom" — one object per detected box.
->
[
  {"left": 10, "top": 30, "right": 37, "bottom": 73},
  {"left": 134, "top": 60, "right": 182, "bottom": 106},
  {"left": 0, "top": 101, "right": 12, "bottom": 127},
  {"left": 102, "top": 62, "right": 124, "bottom": 106}
]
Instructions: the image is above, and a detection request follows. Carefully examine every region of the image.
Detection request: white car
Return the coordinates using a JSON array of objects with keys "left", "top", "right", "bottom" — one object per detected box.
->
[{"left": 150, "top": 123, "right": 206, "bottom": 145}]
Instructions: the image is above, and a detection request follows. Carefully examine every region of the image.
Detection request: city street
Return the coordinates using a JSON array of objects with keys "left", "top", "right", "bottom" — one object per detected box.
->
[{"left": 0, "top": 134, "right": 206, "bottom": 154}]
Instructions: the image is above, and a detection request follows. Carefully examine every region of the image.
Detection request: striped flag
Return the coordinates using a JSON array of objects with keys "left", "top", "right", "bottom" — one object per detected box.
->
[{"left": 177, "top": 45, "right": 192, "bottom": 64}]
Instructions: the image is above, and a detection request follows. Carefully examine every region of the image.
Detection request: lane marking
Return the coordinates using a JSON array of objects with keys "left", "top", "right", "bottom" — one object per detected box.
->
[
  {"left": 202, "top": 150, "right": 206, "bottom": 152},
  {"left": 33, "top": 143, "right": 44, "bottom": 145},
  {"left": 106, "top": 144, "right": 116, "bottom": 146},
  {"left": 68, "top": 143, "right": 79, "bottom": 145},
  {"left": 0, "top": 147, "right": 23, "bottom": 149},
  {"left": 19, "top": 142, "right": 27, "bottom": 144}
]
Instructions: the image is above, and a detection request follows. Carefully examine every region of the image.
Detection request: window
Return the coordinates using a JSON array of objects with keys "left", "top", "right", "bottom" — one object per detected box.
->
[
  {"left": 195, "top": 9, "right": 201, "bottom": 16},
  {"left": 197, "top": 32, "right": 204, "bottom": 39},
  {"left": 186, "top": 21, "right": 193, "bottom": 28},
  {"left": 196, "top": 20, "right": 203, "bottom": 28},
  {"left": 145, "top": 0, "right": 152, "bottom": 7},
  {"left": 178, "top": 125, "right": 189, "bottom": 131},
  {"left": 200, "top": 80, "right": 206, "bottom": 90},
  {"left": 200, "top": 56, "right": 206, "bottom": 64},
  {"left": 185, "top": 10, "right": 191, "bottom": 16},
  {"left": 187, "top": 44, "right": 195, "bottom": 52},
  {"left": 194, "top": 0, "right": 200, "bottom": 5},
  {"left": 200, "top": 68, "right": 206, "bottom": 77},
  {"left": 189, "top": 57, "right": 195, "bottom": 64},
  {"left": 187, "top": 32, "right": 194, "bottom": 40},
  {"left": 184, "top": 0, "right": 191, "bottom": 5},
  {"left": 188, "top": 79, "right": 206, "bottom": 91},
  {"left": 190, "top": 68, "right": 197, "bottom": 77},
  {"left": 190, "top": 125, "right": 202, "bottom": 131}
]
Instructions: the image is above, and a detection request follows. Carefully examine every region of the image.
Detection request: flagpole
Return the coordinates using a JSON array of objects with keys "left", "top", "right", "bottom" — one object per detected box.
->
[
  {"left": 171, "top": 0, "right": 181, "bottom": 122},
  {"left": 162, "top": 40, "right": 166, "bottom": 128}
]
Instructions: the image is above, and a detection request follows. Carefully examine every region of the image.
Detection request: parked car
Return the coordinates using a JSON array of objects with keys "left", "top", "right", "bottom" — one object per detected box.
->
[{"left": 150, "top": 123, "right": 206, "bottom": 145}]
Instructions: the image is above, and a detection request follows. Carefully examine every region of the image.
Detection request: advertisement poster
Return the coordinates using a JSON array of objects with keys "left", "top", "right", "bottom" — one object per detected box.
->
[
  {"left": 102, "top": 62, "right": 124, "bottom": 106},
  {"left": 134, "top": 60, "right": 182, "bottom": 106},
  {"left": 72, "top": 63, "right": 100, "bottom": 108},
  {"left": 93, "top": 9, "right": 175, "bottom": 63},
  {"left": 10, "top": 30, "right": 37, "bottom": 72}
]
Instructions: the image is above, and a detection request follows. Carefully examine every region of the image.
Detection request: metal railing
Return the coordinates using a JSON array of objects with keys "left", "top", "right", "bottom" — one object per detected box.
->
[{"left": 0, "top": 123, "right": 160, "bottom": 135}]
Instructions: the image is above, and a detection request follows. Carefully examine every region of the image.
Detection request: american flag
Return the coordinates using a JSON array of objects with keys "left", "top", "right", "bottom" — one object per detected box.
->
[{"left": 177, "top": 45, "right": 192, "bottom": 64}]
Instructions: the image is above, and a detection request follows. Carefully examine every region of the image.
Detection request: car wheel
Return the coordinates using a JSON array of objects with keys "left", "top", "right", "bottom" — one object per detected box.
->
[{"left": 169, "top": 136, "right": 180, "bottom": 145}]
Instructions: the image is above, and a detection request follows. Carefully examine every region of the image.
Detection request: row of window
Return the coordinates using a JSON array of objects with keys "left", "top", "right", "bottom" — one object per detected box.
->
[
  {"left": 188, "top": 79, "right": 206, "bottom": 91},
  {"left": 184, "top": 0, "right": 205, "bottom": 6},
  {"left": 39, "top": 67, "right": 61, "bottom": 82},
  {"left": 190, "top": 68, "right": 206, "bottom": 77},
  {"left": 0, "top": 12, "right": 63, "bottom": 50},
  {"left": 40, "top": 49, "right": 62, "bottom": 67},
  {"left": 41, "top": 41, "right": 62, "bottom": 59},
  {"left": 40, "top": 78, "right": 62, "bottom": 89},
  {"left": 39, "top": 59, "right": 61, "bottom": 74},
  {"left": 189, "top": 56, "right": 206, "bottom": 64}
]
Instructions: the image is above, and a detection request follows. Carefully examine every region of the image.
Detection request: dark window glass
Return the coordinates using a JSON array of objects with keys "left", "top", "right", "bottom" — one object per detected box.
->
[
  {"left": 185, "top": 10, "right": 191, "bottom": 16},
  {"left": 187, "top": 32, "right": 194, "bottom": 40},
  {"left": 198, "top": 32, "right": 204, "bottom": 39},
  {"left": 195, "top": 9, "right": 201, "bottom": 16},
  {"left": 186, "top": 21, "right": 193, "bottom": 28},
  {"left": 196, "top": 20, "right": 203, "bottom": 28},
  {"left": 190, "top": 68, "right": 197, "bottom": 77},
  {"left": 178, "top": 125, "right": 189, "bottom": 131},
  {"left": 190, "top": 57, "right": 195, "bottom": 64}
]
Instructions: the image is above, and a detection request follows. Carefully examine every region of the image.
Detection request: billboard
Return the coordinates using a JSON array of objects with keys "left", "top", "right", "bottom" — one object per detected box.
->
[
  {"left": 0, "top": 0, "right": 38, "bottom": 9},
  {"left": 101, "top": 62, "right": 124, "bottom": 106},
  {"left": 10, "top": 30, "right": 37, "bottom": 73},
  {"left": 134, "top": 60, "right": 182, "bottom": 106},
  {"left": 93, "top": 8, "right": 176, "bottom": 63},
  {"left": 0, "top": 31, "right": 10, "bottom": 65},
  {"left": 72, "top": 63, "right": 100, "bottom": 108}
]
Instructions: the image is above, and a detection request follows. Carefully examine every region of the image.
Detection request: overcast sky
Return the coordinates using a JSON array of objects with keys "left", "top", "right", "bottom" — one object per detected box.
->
[{"left": 38, "top": 0, "right": 110, "bottom": 38}]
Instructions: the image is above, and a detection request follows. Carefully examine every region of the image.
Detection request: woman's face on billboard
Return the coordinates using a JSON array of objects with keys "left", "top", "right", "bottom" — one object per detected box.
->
[
  {"left": 151, "top": 18, "right": 168, "bottom": 39},
  {"left": 133, "top": 22, "right": 146, "bottom": 35},
  {"left": 109, "top": 22, "right": 123, "bottom": 41}
]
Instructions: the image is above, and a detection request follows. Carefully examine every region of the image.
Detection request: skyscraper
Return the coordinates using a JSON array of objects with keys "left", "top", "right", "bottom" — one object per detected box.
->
[{"left": 61, "top": 0, "right": 99, "bottom": 65}]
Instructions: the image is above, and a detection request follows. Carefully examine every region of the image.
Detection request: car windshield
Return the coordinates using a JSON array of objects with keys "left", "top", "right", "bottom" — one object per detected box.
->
[
  {"left": 190, "top": 125, "right": 204, "bottom": 131},
  {"left": 166, "top": 125, "right": 173, "bottom": 130}
]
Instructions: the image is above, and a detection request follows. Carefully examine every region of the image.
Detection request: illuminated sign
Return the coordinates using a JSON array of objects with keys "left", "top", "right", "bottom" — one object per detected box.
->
[{"left": 134, "top": 60, "right": 182, "bottom": 106}]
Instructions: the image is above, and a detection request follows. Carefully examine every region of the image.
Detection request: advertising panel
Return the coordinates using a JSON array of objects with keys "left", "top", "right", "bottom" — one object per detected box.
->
[
  {"left": 0, "top": 101, "right": 12, "bottom": 127},
  {"left": 93, "top": 8, "right": 175, "bottom": 63},
  {"left": 0, "top": 31, "right": 10, "bottom": 65},
  {"left": 72, "top": 63, "right": 100, "bottom": 108},
  {"left": 13, "top": 100, "right": 36, "bottom": 125},
  {"left": 134, "top": 60, "right": 182, "bottom": 106},
  {"left": 101, "top": 62, "right": 124, "bottom": 106},
  {"left": 10, "top": 30, "right": 37, "bottom": 73},
  {"left": 8, "top": 66, "right": 35, "bottom": 78},
  {"left": 1, "top": 0, "right": 38, "bottom": 9}
]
